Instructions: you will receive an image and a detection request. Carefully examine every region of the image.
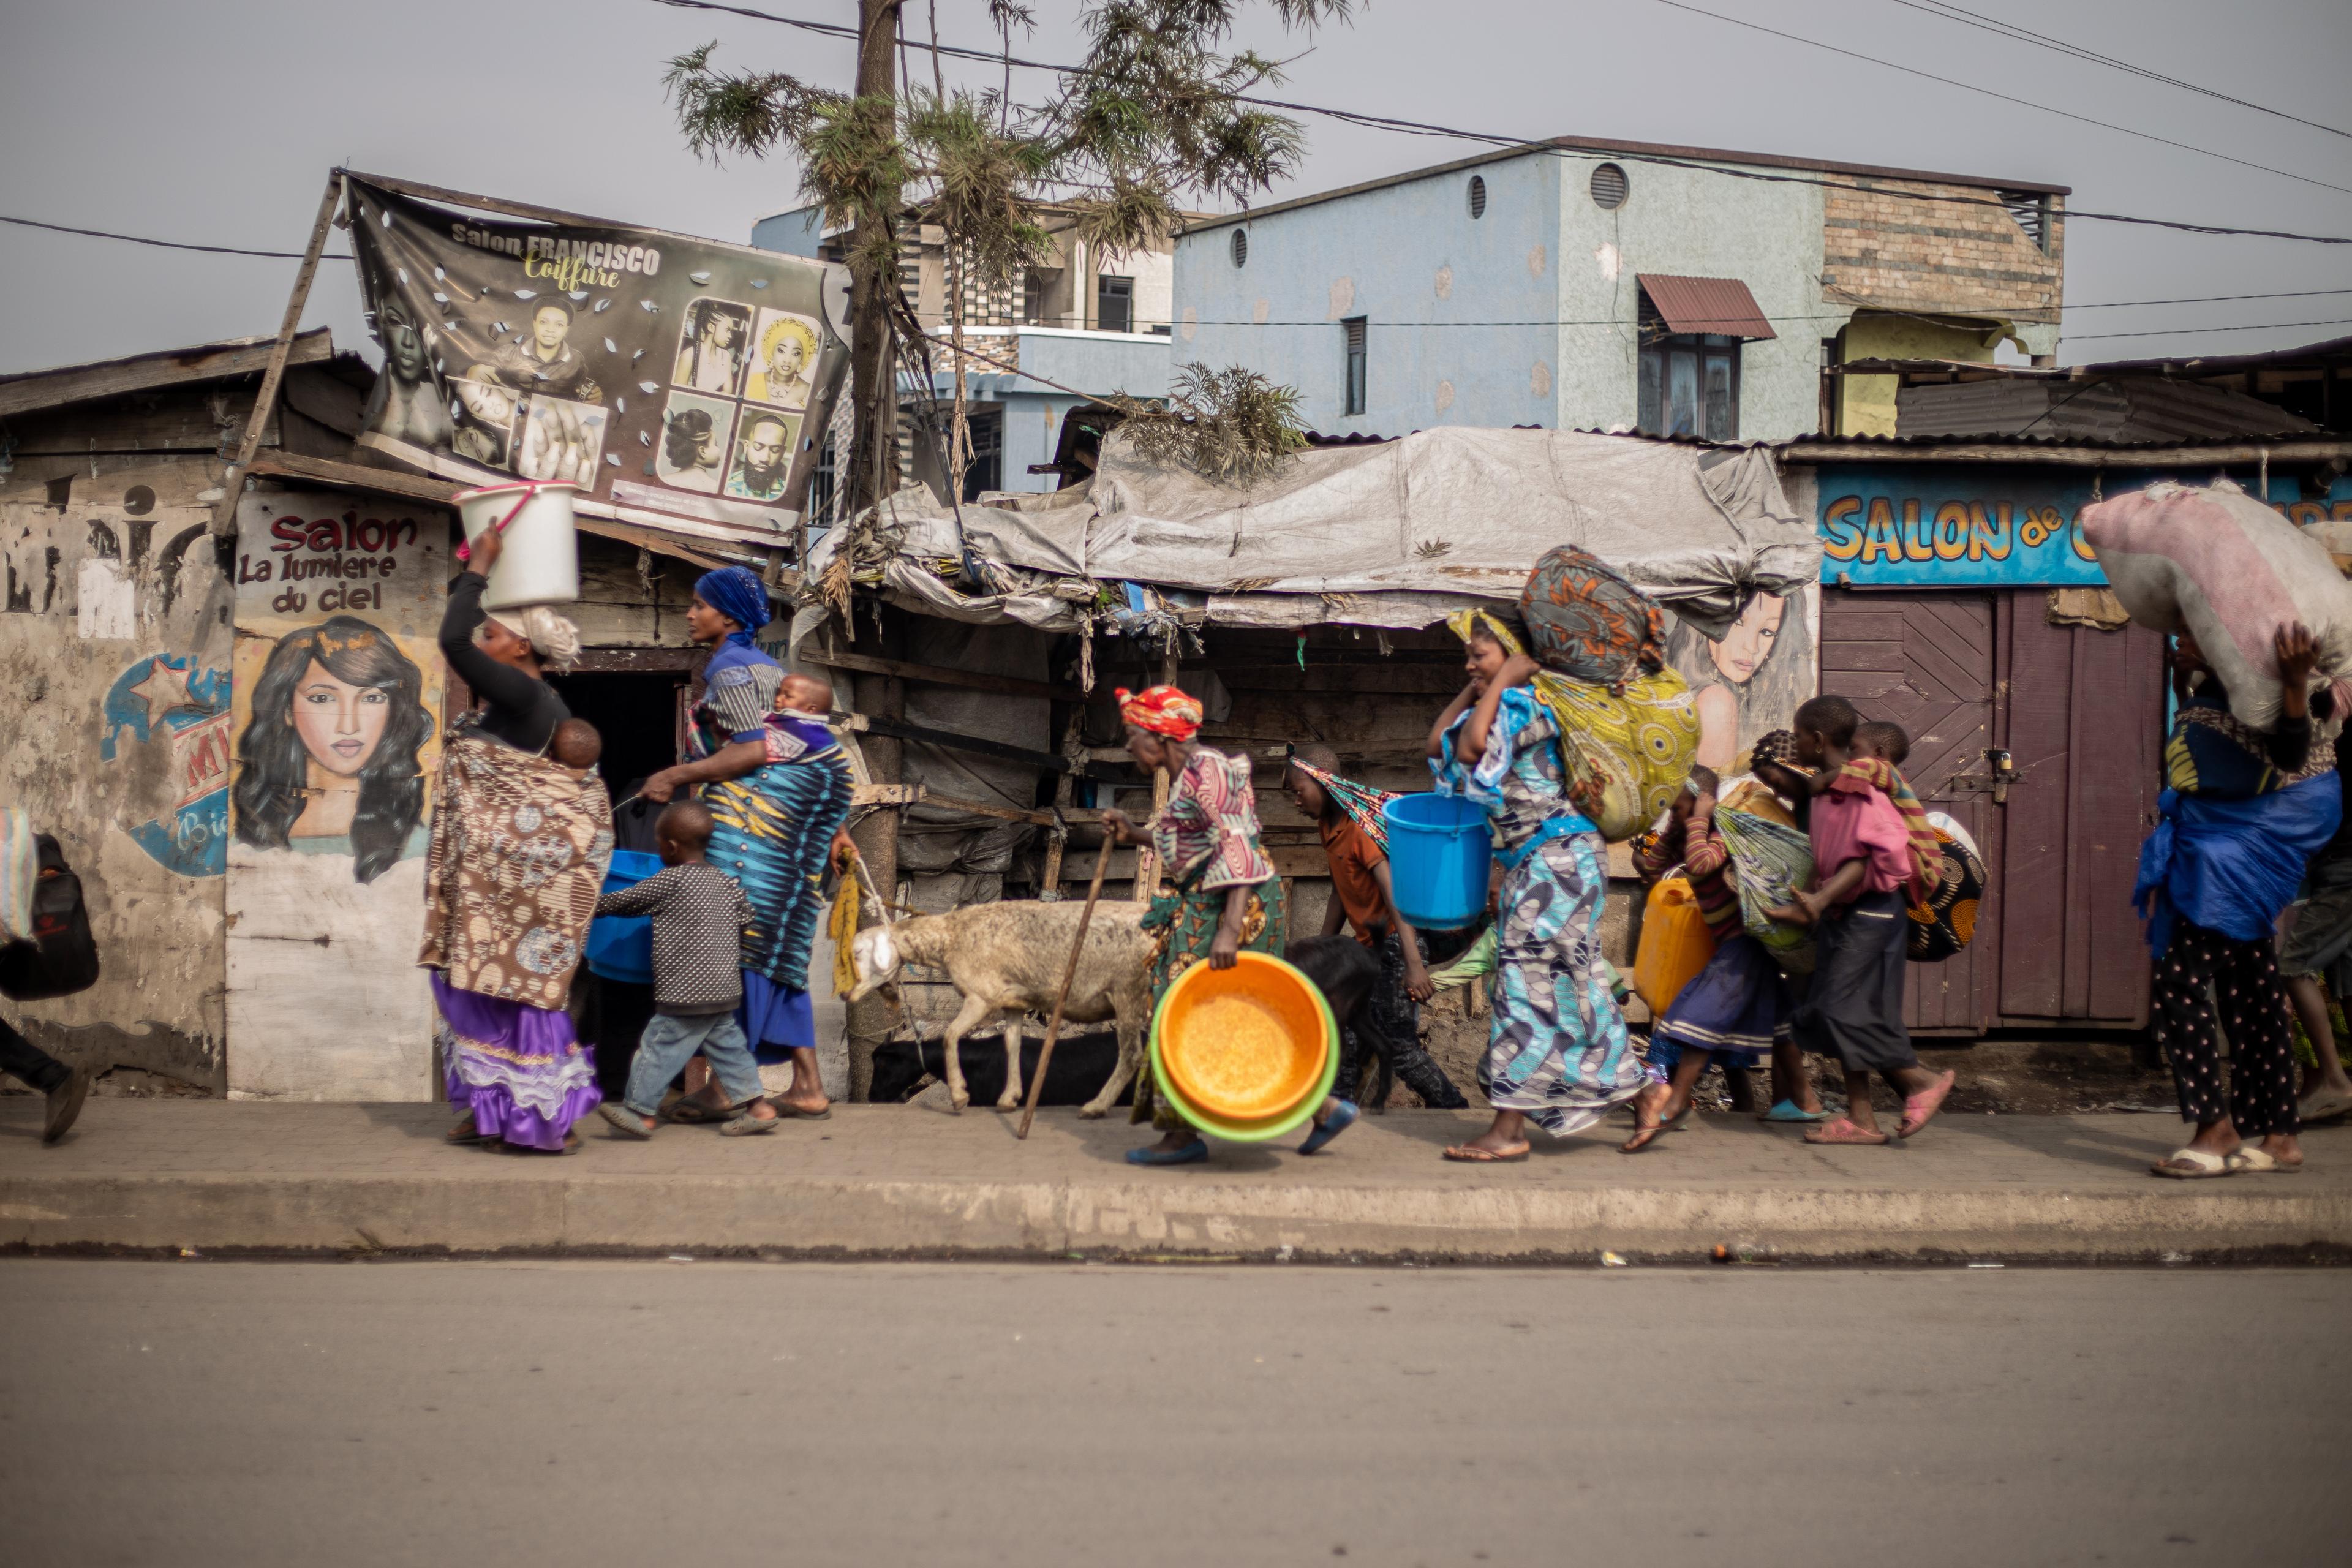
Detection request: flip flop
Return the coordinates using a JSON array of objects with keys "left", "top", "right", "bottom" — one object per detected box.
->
[
  {"left": 1804, "top": 1118, "right": 1890, "bottom": 1146},
  {"left": 2152, "top": 1147, "right": 2234, "bottom": 1180},
  {"left": 597, "top": 1104, "right": 657, "bottom": 1140},
  {"left": 1896, "top": 1070, "right": 1958, "bottom": 1138},
  {"left": 1758, "top": 1100, "right": 1831, "bottom": 1123},
  {"left": 2224, "top": 1147, "right": 2301, "bottom": 1174},
  {"left": 1298, "top": 1099, "right": 1359, "bottom": 1155},
  {"left": 1125, "top": 1140, "right": 1210, "bottom": 1166},
  {"left": 771, "top": 1101, "right": 833, "bottom": 1120},
  {"left": 720, "top": 1111, "right": 783, "bottom": 1137},
  {"left": 446, "top": 1114, "right": 497, "bottom": 1147},
  {"left": 1666, "top": 1104, "right": 1695, "bottom": 1133},
  {"left": 1619, "top": 1121, "right": 1670, "bottom": 1154},
  {"left": 665, "top": 1099, "right": 729, "bottom": 1125},
  {"left": 1442, "top": 1142, "right": 1531, "bottom": 1163}
]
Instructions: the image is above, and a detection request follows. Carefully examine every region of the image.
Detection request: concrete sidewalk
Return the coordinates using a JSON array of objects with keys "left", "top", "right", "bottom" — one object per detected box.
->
[{"left": 2, "top": 1098, "right": 2347, "bottom": 1262}]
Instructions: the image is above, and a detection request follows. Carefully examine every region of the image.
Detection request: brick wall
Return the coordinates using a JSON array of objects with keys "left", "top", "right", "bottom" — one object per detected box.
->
[{"left": 1823, "top": 179, "right": 2063, "bottom": 324}]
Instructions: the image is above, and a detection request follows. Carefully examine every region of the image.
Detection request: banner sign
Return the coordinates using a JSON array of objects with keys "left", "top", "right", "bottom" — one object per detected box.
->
[
  {"left": 345, "top": 175, "right": 850, "bottom": 551},
  {"left": 1817, "top": 464, "right": 2352, "bottom": 587}
]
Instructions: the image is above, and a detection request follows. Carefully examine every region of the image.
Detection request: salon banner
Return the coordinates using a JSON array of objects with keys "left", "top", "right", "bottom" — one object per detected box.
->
[{"left": 345, "top": 175, "right": 851, "bottom": 549}]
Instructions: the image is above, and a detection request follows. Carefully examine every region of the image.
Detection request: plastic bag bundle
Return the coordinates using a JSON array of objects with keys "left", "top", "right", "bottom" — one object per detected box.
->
[
  {"left": 1714, "top": 793, "right": 1816, "bottom": 975},
  {"left": 1519, "top": 545, "right": 1668, "bottom": 690},
  {"left": 2083, "top": 478, "right": 2352, "bottom": 731}
]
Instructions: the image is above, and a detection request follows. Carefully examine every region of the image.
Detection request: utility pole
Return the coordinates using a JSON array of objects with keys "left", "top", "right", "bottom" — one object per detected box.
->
[{"left": 846, "top": 0, "right": 904, "bottom": 514}]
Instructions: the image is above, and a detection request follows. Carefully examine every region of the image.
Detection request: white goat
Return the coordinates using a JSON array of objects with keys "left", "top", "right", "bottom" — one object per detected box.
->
[{"left": 849, "top": 900, "right": 1155, "bottom": 1115}]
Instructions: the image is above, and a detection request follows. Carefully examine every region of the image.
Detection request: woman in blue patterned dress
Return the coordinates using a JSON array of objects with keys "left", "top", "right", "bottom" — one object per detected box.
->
[{"left": 1427, "top": 612, "right": 1668, "bottom": 1161}]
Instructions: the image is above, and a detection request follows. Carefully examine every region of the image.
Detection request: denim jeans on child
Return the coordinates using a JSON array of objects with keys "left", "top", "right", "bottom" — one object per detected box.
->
[{"left": 623, "top": 1011, "right": 764, "bottom": 1118}]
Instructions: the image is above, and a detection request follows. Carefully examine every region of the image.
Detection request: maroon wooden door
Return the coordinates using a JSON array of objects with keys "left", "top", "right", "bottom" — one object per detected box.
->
[
  {"left": 1993, "top": 598, "right": 2165, "bottom": 1027},
  {"left": 1818, "top": 590, "right": 2001, "bottom": 1033}
]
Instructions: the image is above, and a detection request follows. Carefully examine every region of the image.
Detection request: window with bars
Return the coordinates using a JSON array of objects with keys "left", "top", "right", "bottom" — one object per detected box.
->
[
  {"left": 1096, "top": 275, "right": 1133, "bottom": 333},
  {"left": 1343, "top": 317, "right": 1368, "bottom": 417}
]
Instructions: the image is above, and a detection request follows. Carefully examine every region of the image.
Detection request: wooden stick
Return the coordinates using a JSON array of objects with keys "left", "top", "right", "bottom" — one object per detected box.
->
[
  {"left": 211, "top": 172, "right": 344, "bottom": 535},
  {"left": 1015, "top": 844, "right": 1112, "bottom": 1140}
]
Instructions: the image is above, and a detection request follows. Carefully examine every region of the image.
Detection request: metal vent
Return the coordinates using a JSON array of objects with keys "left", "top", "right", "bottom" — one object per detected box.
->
[
  {"left": 1230, "top": 229, "right": 1248, "bottom": 268},
  {"left": 1468, "top": 175, "right": 1487, "bottom": 219},
  {"left": 1590, "top": 162, "right": 1628, "bottom": 211},
  {"left": 1998, "top": 190, "right": 2051, "bottom": 252}
]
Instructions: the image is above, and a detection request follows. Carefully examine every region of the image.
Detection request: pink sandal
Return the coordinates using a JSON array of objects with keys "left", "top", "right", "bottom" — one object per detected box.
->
[
  {"left": 1803, "top": 1117, "right": 1890, "bottom": 1146},
  {"left": 1898, "top": 1070, "right": 1958, "bottom": 1138}
]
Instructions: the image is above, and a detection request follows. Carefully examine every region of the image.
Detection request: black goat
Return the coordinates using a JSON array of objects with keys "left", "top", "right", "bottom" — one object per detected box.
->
[{"left": 1285, "top": 934, "right": 1467, "bottom": 1111}]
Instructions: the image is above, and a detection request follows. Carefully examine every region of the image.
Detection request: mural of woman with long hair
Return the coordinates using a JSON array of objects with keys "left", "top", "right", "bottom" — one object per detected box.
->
[
  {"left": 1664, "top": 589, "right": 1815, "bottom": 773},
  {"left": 233, "top": 616, "right": 434, "bottom": 884}
]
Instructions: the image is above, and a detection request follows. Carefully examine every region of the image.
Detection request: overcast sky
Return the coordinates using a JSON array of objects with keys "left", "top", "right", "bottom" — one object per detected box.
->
[{"left": 2, "top": 0, "right": 2346, "bottom": 377}]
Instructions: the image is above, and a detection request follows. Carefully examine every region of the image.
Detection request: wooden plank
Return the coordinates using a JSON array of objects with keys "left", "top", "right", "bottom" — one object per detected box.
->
[
  {"left": 213, "top": 175, "right": 346, "bottom": 535},
  {"left": 0, "top": 330, "right": 333, "bottom": 420},
  {"left": 278, "top": 363, "right": 370, "bottom": 438},
  {"left": 805, "top": 646, "right": 1085, "bottom": 703},
  {"left": 6, "top": 392, "right": 270, "bottom": 456},
  {"left": 568, "top": 647, "right": 701, "bottom": 673},
  {"left": 246, "top": 451, "right": 459, "bottom": 505},
  {"left": 1997, "top": 601, "right": 2074, "bottom": 1019}
]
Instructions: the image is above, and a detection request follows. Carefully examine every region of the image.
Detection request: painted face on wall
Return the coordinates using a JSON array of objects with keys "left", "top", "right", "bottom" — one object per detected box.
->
[
  {"left": 1710, "top": 592, "right": 1785, "bottom": 686},
  {"left": 291, "top": 660, "right": 393, "bottom": 777}
]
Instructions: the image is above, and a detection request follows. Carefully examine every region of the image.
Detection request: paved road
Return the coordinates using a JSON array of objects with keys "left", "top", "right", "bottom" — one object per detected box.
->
[{"left": 0, "top": 1260, "right": 2342, "bottom": 1567}]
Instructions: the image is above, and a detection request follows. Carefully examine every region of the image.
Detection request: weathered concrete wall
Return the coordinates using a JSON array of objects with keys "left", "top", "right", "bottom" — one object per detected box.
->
[{"left": 1, "top": 459, "right": 236, "bottom": 1090}]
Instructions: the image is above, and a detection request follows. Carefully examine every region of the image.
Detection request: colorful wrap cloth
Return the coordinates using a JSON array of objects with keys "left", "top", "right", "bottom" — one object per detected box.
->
[
  {"left": 1287, "top": 752, "right": 1396, "bottom": 851},
  {"left": 704, "top": 738, "right": 856, "bottom": 995},
  {"left": 1713, "top": 791, "right": 1818, "bottom": 976},
  {"left": 2134, "top": 772, "right": 2343, "bottom": 960},
  {"left": 418, "top": 724, "right": 614, "bottom": 1010},
  {"left": 1517, "top": 545, "right": 1668, "bottom": 689},
  {"left": 1444, "top": 607, "right": 1697, "bottom": 842},
  {"left": 1828, "top": 757, "right": 1940, "bottom": 905},
  {"left": 432, "top": 974, "right": 601, "bottom": 1151},
  {"left": 1115, "top": 684, "right": 1204, "bottom": 741}
]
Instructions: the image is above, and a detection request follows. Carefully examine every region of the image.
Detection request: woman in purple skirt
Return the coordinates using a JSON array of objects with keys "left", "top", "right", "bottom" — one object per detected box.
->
[{"left": 420, "top": 527, "right": 612, "bottom": 1153}]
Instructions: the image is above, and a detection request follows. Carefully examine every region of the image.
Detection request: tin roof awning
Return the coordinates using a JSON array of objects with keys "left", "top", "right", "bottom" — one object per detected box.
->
[{"left": 1637, "top": 274, "right": 1776, "bottom": 341}]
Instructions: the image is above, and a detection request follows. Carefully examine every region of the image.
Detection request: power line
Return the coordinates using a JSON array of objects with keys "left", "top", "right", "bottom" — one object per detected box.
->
[
  {"left": 1648, "top": 1, "right": 2352, "bottom": 197},
  {"left": 649, "top": 0, "right": 2352, "bottom": 246},
  {"left": 1887, "top": 0, "right": 2352, "bottom": 141},
  {"left": 0, "top": 212, "right": 352, "bottom": 261}
]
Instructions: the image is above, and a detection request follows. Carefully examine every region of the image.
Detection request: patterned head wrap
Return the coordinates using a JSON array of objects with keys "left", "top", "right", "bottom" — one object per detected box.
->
[
  {"left": 1287, "top": 750, "right": 1398, "bottom": 850},
  {"left": 1445, "top": 606, "right": 1525, "bottom": 655},
  {"left": 695, "top": 567, "right": 772, "bottom": 647},
  {"left": 1115, "top": 685, "right": 1203, "bottom": 741}
]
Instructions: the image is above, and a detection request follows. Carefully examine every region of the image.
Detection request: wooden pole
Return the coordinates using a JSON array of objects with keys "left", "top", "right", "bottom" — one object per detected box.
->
[
  {"left": 1131, "top": 646, "right": 1180, "bottom": 900},
  {"left": 211, "top": 172, "right": 344, "bottom": 535},
  {"left": 1015, "top": 845, "right": 1112, "bottom": 1140}
]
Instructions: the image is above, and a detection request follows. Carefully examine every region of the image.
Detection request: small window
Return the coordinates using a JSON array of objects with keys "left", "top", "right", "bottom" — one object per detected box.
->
[
  {"left": 1230, "top": 229, "right": 1248, "bottom": 268},
  {"left": 1343, "top": 317, "right": 1368, "bottom": 417},
  {"left": 1096, "top": 274, "right": 1133, "bottom": 334},
  {"left": 1467, "top": 175, "right": 1487, "bottom": 220},
  {"left": 960, "top": 412, "right": 1003, "bottom": 503},
  {"left": 1591, "top": 162, "right": 1628, "bottom": 211},
  {"left": 1020, "top": 270, "right": 1047, "bottom": 325},
  {"left": 1637, "top": 290, "right": 1740, "bottom": 439}
]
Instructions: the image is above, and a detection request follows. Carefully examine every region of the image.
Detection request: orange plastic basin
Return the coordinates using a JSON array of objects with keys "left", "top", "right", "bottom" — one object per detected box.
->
[{"left": 1156, "top": 952, "right": 1332, "bottom": 1123}]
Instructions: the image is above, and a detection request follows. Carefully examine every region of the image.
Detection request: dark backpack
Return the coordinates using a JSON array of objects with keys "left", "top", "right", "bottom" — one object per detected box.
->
[{"left": 0, "top": 834, "right": 101, "bottom": 1001}]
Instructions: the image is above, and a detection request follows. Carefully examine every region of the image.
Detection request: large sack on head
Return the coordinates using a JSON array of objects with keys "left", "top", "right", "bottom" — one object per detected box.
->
[
  {"left": 2083, "top": 479, "right": 2352, "bottom": 731},
  {"left": 1520, "top": 546, "right": 1668, "bottom": 689}
]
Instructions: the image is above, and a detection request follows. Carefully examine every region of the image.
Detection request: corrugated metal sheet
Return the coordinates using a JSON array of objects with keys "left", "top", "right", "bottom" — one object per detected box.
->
[
  {"left": 1637, "top": 274, "right": 1777, "bottom": 340},
  {"left": 1894, "top": 376, "right": 2320, "bottom": 442}
]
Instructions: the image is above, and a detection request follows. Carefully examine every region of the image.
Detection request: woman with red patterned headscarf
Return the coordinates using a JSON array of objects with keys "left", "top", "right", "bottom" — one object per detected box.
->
[{"left": 1098, "top": 685, "right": 1359, "bottom": 1166}]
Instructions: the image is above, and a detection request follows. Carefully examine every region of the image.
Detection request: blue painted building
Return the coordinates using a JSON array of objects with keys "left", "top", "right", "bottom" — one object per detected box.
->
[{"left": 1172, "top": 137, "right": 2066, "bottom": 442}]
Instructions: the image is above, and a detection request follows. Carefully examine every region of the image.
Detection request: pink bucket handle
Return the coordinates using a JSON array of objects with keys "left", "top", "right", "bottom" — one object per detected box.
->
[{"left": 454, "top": 486, "right": 540, "bottom": 564}]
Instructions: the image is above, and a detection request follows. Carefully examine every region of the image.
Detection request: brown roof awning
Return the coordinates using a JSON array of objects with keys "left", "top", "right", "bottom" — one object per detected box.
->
[{"left": 1637, "top": 274, "right": 1776, "bottom": 341}]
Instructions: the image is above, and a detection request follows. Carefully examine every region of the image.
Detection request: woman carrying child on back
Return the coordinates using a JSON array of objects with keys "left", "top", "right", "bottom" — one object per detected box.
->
[
  {"left": 2136, "top": 624, "right": 2337, "bottom": 1177},
  {"left": 1427, "top": 611, "right": 1667, "bottom": 1161}
]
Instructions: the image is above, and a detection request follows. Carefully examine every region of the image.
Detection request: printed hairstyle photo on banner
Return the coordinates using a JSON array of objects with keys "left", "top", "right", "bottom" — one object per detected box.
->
[
  {"left": 673, "top": 297, "right": 752, "bottom": 397},
  {"left": 360, "top": 296, "right": 453, "bottom": 451},
  {"left": 451, "top": 366, "right": 520, "bottom": 469},
  {"left": 515, "top": 394, "right": 609, "bottom": 486},
  {"left": 745, "top": 308, "right": 821, "bottom": 410},
  {"left": 723, "top": 409, "right": 800, "bottom": 502},
  {"left": 1664, "top": 587, "right": 1815, "bottom": 773},
  {"left": 497, "top": 294, "right": 603, "bottom": 404},
  {"left": 656, "top": 391, "right": 737, "bottom": 494},
  {"left": 233, "top": 616, "right": 435, "bottom": 885}
]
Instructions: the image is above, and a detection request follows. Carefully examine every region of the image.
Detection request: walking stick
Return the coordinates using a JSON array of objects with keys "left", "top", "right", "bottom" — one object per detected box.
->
[{"left": 1016, "top": 841, "right": 1113, "bottom": 1140}]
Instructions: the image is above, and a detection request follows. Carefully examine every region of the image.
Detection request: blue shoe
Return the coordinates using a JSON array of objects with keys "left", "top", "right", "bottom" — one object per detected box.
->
[
  {"left": 1126, "top": 1140, "right": 1210, "bottom": 1166},
  {"left": 1760, "top": 1099, "right": 1831, "bottom": 1123},
  {"left": 1298, "top": 1099, "right": 1359, "bottom": 1155}
]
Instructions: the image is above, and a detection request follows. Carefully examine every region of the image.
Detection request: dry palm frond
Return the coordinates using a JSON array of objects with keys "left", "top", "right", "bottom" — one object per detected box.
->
[{"left": 1114, "top": 362, "right": 1307, "bottom": 486}]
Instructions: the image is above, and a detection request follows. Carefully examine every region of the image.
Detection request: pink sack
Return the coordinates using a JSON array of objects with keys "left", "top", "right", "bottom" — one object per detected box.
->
[{"left": 2082, "top": 478, "right": 2352, "bottom": 731}]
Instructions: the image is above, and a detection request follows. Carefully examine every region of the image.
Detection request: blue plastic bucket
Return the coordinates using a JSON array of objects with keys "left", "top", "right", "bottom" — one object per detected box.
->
[
  {"left": 584, "top": 849, "right": 665, "bottom": 984},
  {"left": 1380, "top": 794, "right": 1491, "bottom": 930}
]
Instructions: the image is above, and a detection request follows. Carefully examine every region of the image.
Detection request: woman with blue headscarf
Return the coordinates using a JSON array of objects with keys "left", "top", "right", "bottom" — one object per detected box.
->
[{"left": 643, "top": 567, "right": 854, "bottom": 1119}]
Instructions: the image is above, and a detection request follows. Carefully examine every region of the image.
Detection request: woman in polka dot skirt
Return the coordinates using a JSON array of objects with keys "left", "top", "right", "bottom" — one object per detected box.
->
[{"left": 2136, "top": 625, "right": 2339, "bottom": 1178}]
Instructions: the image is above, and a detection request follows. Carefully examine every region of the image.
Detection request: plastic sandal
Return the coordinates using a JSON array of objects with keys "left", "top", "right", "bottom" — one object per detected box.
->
[
  {"left": 1441, "top": 1142, "right": 1531, "bottom": 1163},
  {"left": 597, "top": 1104, "right": 657, "bottom": 1140},
  {"left": 1803, "top": 1118, "right": 1890, "bottom": 1146},
  {"left": 1758, "top": 1100, "right": 1831, "bottom": 1123},
  {"left": 1298, "top": 1099, "right": 1359, "bottom": 1155},
  {"left": 720, "top": 1112, "right": 782, "bottom": 1137},
  {"left": 1126, "top": 1140, "right": 1210, "bottom": 1166},
  {"left": 2223, "top": 1147, "right": 2299, "bottom": 1174},
  {"left": 2151, "top": 1147, "right": 2234, "bottom": 1179},
  {"left": 1897, "top": 1069, "right": 1958, "bottom": 1138}
]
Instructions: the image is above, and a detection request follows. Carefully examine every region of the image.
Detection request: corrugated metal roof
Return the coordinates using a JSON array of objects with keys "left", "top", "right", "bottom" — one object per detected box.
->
[
  {"left": 1894, "top": 377, "right": 2319, "bottom": 443},
  {"left": 1638, "top": 275, "right": 1776, "bottom": 341}
]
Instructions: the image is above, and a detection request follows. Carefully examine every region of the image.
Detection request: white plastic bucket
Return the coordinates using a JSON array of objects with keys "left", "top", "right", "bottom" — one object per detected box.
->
[{"left": 454, "top": 481, "right": 580, "bottom": 609}]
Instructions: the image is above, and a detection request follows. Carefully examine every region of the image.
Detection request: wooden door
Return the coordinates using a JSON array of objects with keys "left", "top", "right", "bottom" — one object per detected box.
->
[
  {"left": 1993, "top": 597, "right": 2165, "bottom": 1027},
  {"left": 1818, "top": 590, "right": 2001, "bottom": 1033}
]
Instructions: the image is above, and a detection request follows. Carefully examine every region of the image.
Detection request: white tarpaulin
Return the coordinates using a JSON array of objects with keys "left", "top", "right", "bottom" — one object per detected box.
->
[{"left": 811, "top": 426, "right": 1820, "bottom": 638}]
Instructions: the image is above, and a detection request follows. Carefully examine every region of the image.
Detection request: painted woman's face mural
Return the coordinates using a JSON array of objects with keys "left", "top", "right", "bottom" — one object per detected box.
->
[
  {"left": 291, "top": 660, "right": 395, "bottom": 778},
  {"left": 1709, "top": 591, "right": 1786, "bottom": 687}
]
